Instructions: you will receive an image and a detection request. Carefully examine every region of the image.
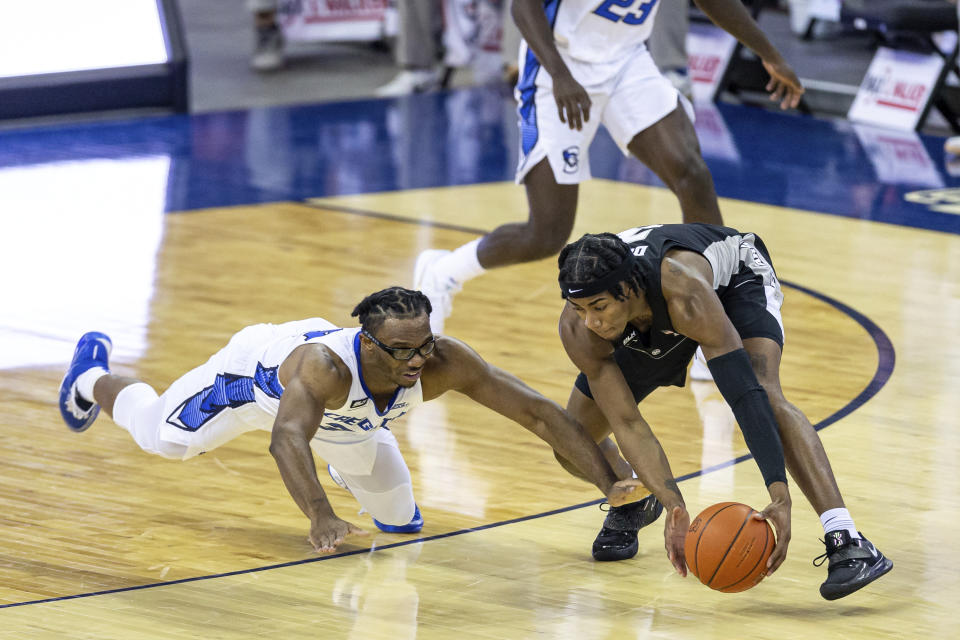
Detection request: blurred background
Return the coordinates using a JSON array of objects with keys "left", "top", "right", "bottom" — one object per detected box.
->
[{"left": 1, "top": 0, "right": 958, "bottom": 133}]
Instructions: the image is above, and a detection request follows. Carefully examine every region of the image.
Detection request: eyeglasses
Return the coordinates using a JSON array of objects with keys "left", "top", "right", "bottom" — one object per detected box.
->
[{"left": 362, "top": 329, "right": 436, "bottom": 361}]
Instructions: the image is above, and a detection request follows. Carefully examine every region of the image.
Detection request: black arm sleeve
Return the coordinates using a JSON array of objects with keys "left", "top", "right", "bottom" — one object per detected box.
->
[{"left": 706, "top": 348, "right": 787, "bottom": 487}]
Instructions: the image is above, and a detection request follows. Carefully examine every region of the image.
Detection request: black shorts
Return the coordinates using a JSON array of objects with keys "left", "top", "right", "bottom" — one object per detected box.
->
[{"left": 574, "top": 266, "right": 784, "bottom": 404}]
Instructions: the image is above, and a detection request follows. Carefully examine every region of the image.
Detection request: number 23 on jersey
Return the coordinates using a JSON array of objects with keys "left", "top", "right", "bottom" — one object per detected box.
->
[{"left": 593, "top": 0, "right": 659, "bottom": 25}]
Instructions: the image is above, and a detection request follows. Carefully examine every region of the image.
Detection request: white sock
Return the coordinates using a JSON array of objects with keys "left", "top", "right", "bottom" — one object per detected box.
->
[
  {"left": 438, "top": 239, "right": 486, "bottom": 285},
  {"left": 76, "top": 367, "right": 109, "bottom": 403},
  {"left": 820, "top": 507, "right": 859, "bottom": 539}
]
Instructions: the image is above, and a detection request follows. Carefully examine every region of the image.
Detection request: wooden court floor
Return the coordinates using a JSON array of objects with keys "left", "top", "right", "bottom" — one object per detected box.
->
[{"left": 1, "top": 179, "right": 958, "bottom": 638}]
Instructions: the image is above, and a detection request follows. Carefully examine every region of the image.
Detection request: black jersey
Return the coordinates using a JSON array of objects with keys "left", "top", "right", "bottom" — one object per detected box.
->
[{"left": 588, "top": 223, "right": 782, "bottom": 399}]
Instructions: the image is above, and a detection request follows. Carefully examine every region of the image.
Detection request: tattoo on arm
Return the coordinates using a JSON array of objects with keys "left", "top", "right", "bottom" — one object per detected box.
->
[{"left": 665, "top": 478, "right": 680, "bottom": 497}]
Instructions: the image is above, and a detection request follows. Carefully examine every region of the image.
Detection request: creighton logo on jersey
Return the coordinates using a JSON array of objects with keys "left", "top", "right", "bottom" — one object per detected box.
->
[{"left": 562, "top": 146, "right": 580, "bottom": 173}]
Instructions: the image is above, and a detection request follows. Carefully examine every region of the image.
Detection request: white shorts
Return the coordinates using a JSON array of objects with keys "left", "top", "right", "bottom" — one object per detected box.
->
[
  {"left": 154, "top": 323, "right": 278, "bottom": 459},
  {"left": 152, "top": 323, "right": 401, "bottom": 470},
  {"left": 514, "top": 43, "right": 695, "bottom": 184}
]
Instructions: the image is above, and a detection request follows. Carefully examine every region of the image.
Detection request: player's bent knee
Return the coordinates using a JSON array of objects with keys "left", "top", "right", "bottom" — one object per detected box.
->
[
  {"left": 544, "top": 233, "right": 573, "bottom": 256},
  {"left": 113, "top": 383, "right": 189, "bottom": 459},
  {"left": 673, "top": 156, "right": 711, "bottom": 190},
  {"left": 154, "top": 440, "right": 190, "bottom": 460},
  {"left": 761, "top": 387, "right": 791, "bottom": 415},
  {"left": 519, "top": 224, "right": 572, "bottom": 259},
  {"left": 554, "top": 449, "right": 587, "bottom": 480}
]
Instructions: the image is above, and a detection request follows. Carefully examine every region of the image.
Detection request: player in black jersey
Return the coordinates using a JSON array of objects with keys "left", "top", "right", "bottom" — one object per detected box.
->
[{"left": 553, "top": 224, "right": 892, "bottom": 601}]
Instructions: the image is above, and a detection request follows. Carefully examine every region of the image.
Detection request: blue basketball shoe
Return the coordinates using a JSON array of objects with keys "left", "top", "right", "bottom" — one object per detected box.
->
[
  {"left": 58, "top": 332, "right": 112, "bottom": 432},
  {"left": 374, "top": 505, "right": 423, "bottom": 534},
  {"left": 327, "top": 464, "right": 424, "bottom": 533}
]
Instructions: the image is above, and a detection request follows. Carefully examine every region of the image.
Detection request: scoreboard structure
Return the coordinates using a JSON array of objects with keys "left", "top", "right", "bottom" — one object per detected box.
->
[{"left": 0, "top": 0, "right": 188, "bottom": 120}]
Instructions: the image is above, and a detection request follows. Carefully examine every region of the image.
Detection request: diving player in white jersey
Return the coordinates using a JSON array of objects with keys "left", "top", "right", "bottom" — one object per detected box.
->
[
  {"left": 414, "top": 0, "right": 805, "bottom": 333},
  {"left": 58, "top": 287, "right": 647, "bottom": 553}
]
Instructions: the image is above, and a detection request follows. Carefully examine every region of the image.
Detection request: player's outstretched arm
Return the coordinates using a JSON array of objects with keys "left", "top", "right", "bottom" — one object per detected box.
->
[
  {"left": 575, "top": 359, "right": 690, "bottom": 575},
  {"left": 661, "top": 250, "right": 792, "bottom": 572},
  {"left": 559, "top": 315, "right": 689, "bottom": 575},
  {"left": 511, "top": 0, "right": 591, "bottom": 129},
  {"left": 270, "top": 347, "right": 368, "bottom": 553},
  {"left": 693, "top": 0, "right": 804, "bottom": 109},
  {"left": 424, "top": 337, "right": 629, "bottom": 500}
]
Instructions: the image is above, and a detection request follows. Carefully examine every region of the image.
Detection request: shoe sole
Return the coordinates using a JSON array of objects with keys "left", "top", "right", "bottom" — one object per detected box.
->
[
  {"left": 820, "top": 556, "right": 893, "bottom": 600},
  {"left": 374, "top": 505, "right": 424, "bottom": 533},
  {"left": 593, "top": 540, "right": 639, "bottom": 562},
  {"left": 374, "top": 517, "right": 424, "bottom": 534}
]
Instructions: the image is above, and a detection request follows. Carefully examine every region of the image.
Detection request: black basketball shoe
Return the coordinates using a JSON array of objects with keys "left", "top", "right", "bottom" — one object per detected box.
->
[
  {"left": 815, "top": 530, "right": 893, "bottom": 600},
  {"left": 592, "top": 495, "right": 664, "bottom": 561}
]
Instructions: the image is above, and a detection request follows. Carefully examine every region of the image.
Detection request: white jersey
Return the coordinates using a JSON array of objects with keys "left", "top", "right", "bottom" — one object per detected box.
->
[
  {"left": 160, "top": 319, "right": 423, "bottom": 455},
  {"left": 549, "top": 0, "right": 662, "bottom": 64},
  {"left": 257, "top": 320, "right": 423, "bottom": 444}
]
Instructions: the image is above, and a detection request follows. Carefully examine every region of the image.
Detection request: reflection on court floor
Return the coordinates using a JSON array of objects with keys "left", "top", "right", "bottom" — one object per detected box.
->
[{"left": 0, "top": 88, "right": 958, "bottom": 638}]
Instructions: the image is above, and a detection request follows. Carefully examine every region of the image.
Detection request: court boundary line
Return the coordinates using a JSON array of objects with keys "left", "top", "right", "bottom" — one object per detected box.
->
[
  {"left": 0, "top": 206, "right": 896, "bottom": 610},
  {"left": 304, "top": 201, "right": 490, "bottom": 235}
]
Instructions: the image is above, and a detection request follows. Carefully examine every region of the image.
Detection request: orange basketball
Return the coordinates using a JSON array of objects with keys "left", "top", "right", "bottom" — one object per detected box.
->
[{"left": 685, "top": 502, "right": 775, "bottom": 593}]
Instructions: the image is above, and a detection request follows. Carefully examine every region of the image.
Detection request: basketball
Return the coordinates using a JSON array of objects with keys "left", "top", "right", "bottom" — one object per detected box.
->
[{"left": 685, "top": 502, "right": 775, "bottom": 593}]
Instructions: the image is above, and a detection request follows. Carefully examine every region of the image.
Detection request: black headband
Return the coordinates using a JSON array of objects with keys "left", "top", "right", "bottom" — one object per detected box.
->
[{"left": 559, "top": 255, "right": 638, "bottom": 299}]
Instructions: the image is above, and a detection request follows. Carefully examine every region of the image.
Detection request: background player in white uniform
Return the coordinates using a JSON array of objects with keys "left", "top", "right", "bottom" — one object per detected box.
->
[
  {"left": 414, "top": 0, "right": 806, "bottom": 336},
  {"left": 58, "top": 287, "right": 646, "bottom": 553}
]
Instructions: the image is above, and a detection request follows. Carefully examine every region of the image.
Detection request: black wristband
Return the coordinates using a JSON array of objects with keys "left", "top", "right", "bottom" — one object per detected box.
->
[{"left": 705, "top": 348, "right": 787, "bottom": 487}]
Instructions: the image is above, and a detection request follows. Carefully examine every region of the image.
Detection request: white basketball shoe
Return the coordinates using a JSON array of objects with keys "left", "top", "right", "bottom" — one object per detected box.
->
[
  {"left": 375, "top": 69, "right": 443, "bottom": 97},
  {"left": 413, "top": 249, "right": 460, "bottom": 334}
]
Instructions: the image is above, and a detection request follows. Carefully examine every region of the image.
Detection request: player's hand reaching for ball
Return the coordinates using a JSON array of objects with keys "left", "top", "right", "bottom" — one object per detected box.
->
[
  {"left": 553, "top": 70, "right": 591, "bottom": 131},
  {"left": 755, "top": 480, "right": 792, "bottom": 574},
  {"left": 664, "top": 504, "right": 690, "bottom": 577},
  {"left": 309, "top": 515, "right": 368, "bottom": 553}
]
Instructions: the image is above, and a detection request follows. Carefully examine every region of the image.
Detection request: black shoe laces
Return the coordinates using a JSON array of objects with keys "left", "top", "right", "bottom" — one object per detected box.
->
[
  {"left": 812, "top": 538, "right": 860, "bottom": 569},
  {"left": 813, "top": 548, "right": 828, "bottom": 567}
]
